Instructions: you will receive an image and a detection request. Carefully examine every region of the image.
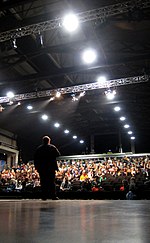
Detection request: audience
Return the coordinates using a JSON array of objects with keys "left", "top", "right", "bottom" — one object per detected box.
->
[{"left": 0, "top": 156, "right": 149, "bottom": 199}]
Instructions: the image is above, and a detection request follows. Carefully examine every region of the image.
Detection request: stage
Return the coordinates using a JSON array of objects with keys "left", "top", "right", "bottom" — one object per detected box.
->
[{"left": 0, "top": 200, "right": 149, "bottom": 242}]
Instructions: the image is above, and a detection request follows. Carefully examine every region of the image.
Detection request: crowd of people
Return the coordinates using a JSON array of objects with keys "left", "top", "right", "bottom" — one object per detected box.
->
[{"left": 0, "top": 155, "right": 150, "bottom": 199}]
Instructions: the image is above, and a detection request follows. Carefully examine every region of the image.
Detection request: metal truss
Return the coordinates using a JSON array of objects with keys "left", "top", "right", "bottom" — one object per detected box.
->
[
  {"left": 0, "top": 0, "right": 150, "bottom": 42},
  {"left": 0, "top": 75, "right": 149, "bottom": 104}
]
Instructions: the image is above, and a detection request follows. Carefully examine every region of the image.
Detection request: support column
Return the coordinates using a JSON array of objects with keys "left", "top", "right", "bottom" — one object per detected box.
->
[{"left": 118, "top": 131, "right": 123, "bottom": 153}]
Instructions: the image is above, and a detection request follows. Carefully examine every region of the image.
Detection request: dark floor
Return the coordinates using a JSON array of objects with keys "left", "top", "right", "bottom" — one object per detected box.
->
[{"left": 0, "top": 200, "right": 150, "bottom": 243}]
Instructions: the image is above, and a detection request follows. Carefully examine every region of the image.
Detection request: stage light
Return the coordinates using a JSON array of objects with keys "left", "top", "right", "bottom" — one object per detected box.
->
[
  {"left": 54, "top": 122, "right": 60, "bottom": 128},
  {"left": 41, "top": 114, "right": 48, "bottom": 120},
  {"left": 124, "top": 124, "right": 130, "bottom": 128},
  {"left": 114, "top": 106, "right": 121, "bottom": 112},
  {"left": 79, "top": 91, "right": 86, "bottom": 97},
  {"left": 62, "top": 13, "right": 79, "bottom": 32},
  {"left": 73, "top": 135, "right": 77, "bottom": 139},
  {"left": 0, "top": 105, "right": 4, "bottom": 112},
  {"left": 7, "top": 91, "right": 15, "bottom": 99},
  {"left": 97, "top": 76, "right": 107, "bottom": 84},
  {"left": 79, "top": 140, "right": 84, "bottom": 144},
  {"left": 105, "top": 89, "right": 116, "bottom": 100},
  {"left": 128, "top": 131, "right": 133, "bottom": 135},
  {"left": 131, "top": 136, "right": 135, "bottom": 140},
  {"left": 27, "top": 105, "right": 33, "bottom": 110},
  {"left": 71, "top": 94, "right": 78, "bottom": 101},
  {"left": 82, "top": 49, "right": 97, "bottom": 64},
  {"left": 120, "top": 116, "right": 126, "bottom": 121},
  {"left": 64, "top": 129, "right": 69, "bottom": 134},
  {"left": 55, "top": 91, "right": 61, "bottom": 98}
]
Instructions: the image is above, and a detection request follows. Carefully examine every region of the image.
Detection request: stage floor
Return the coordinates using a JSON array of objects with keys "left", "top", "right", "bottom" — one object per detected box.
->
[{"left": 0, "top": 200, "right": 149, "bottom": 243}]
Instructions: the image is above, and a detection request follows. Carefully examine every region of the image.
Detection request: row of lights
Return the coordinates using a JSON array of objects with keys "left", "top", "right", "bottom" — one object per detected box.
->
[
  {"left": 26, "top": 105, "right": 85, "bottom": 144},
  {"left": 114, "top": 106, "right": 135, "bottom": 140}
]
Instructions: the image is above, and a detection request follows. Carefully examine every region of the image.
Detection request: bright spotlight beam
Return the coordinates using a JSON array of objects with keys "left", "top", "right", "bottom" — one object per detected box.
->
[{"left": 62, "top": 13, "right": 79, "bottom": 32}]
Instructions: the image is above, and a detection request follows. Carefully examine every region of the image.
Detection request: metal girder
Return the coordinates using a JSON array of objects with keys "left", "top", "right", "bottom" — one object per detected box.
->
[
  {"left": 0, "top": 75, "right": 148, "bottom": 104},
  {"left": 0, "top": 0, "right": 150, "bottom": 42}
]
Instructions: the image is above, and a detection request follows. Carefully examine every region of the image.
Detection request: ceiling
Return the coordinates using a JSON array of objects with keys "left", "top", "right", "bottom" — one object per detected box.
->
[{"left": 0, "top": 0, "right": 150, "bottom": 161}]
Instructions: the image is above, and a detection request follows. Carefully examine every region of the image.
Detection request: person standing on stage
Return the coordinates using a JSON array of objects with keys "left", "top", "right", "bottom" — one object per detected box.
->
[{"left": 34, "top": 135, "right": 60, "bottom": 200}]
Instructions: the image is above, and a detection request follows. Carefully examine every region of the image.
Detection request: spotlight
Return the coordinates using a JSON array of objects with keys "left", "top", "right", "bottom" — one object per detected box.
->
[
  {"left": 79, "top": 91, "right": 86, "bottom": 97},
  {"left": 79, "top": 140, "right": 84, "bottom": 144},
  {"left": 55, "top": 91, "right": 61, "bottom": 98},
  {"left": 128, "top": 131, "right": 133, "bottom": 135},
  {"left": 71, "top": 94, "right": 78, "bottom": 101},
  {"left": 120, "top": 116, "right": 126, "bottom": 121},
  {"left": 97, "top": 76, "right": 107, "bottom": 84},
  {"left": 54, "top": 122, "right": 60, "bottom": 128},
  {"left": 12, "top": 38, "right": 17, "bottom": 49},
  {"left": 7, "top": 91, "right": 15, "bottom": 99},
  {"left": 82, "top": 49, "right": 97, "bottom": 64},
  {"left": 124, "top": 124, "right": 130, "bottom": 128},
  {"left": 41, "top": 114, "right": 48, "bottom": 120},
  {"left": 131, "top": 136, "right": 135, "bottom": 140},
  {"left": 105, "top": 89, "right": 116, "bottom": 100},
  {"left": 27, "top": 105, "right": 33, "bottom": 110},
  {"left": 114, "top": 106, "right": 121, "bottom": 112},
  {"left": 64, "top": 129, "right": 69, "bottom": 134},
  {"left": 62, "top": 13, "right": 79, "bottom": 32},
  {"left": 73, "top": 135, "right": 77, "bottom": 139},
  {"left": 0, "top": 105, "right": 4, "bottom": 112}
]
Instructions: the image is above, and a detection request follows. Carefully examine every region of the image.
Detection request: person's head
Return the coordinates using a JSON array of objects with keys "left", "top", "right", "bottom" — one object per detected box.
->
[{"left": 42, "top": 136, "right": 51, "bottom": 145}]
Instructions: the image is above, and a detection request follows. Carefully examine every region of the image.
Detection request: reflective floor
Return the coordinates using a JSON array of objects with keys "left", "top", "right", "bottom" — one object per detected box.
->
[{"left": 0, "top": 200, "right": 150, "bottom": 243}]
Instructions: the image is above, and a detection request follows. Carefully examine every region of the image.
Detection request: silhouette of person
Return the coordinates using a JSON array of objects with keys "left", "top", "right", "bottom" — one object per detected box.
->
[{"left": 34, "top": 136, "right": 60, "bottom": 200}]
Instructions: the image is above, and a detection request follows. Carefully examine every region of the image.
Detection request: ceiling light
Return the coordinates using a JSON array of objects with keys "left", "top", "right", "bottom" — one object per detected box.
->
[
  {"left": 64, "top": 129, "right": 69, "bottom": 134},
  {"left": 27, "top": 105, "right": 33, "bottom": 110},
  {"left": 124, "top": 124, "right": 130, "bottom": 128},
  {"left": 79, "top": 91, "right": 86, "bottom": 97},
  {"left": 73, "top": 135, "right": 77, "bottom": 139},
  {"left": 114, "top": 106, "right": 121, "bottom": 112},
  {"left": 82, "top": 49, "right": 97, "bottom": 64},
  {"left": 7, "top": 91, "right": 15, "bottom": 99},
  {"left": 55, "top": 91, "right": 61, "bottom": 98},
  {"left": 62, "top": 13, "right": 79, "bottom": 32},
  {"left": 41, "top": 114, "right": 48, "bottom": 120},
  {"left": 97, "top": 76, "right": 107, "bottom": 84},
  {"left": 79, "top": 140, "right": 84, "bottom": 144},
  {"left": 120, "top": 116, "right": 126, "bottom": 121},
  {"left": 105, "top": 89, "right": 116, "bottom": 100},
  {"left": 131, "top": 136, "right": 135, "bottom": 140},
  {"left": 128, "top": 131, "right": 133, "bottom": 135},
  {"left": 54, "top": 122, "right": 60, "bottom": 128}
]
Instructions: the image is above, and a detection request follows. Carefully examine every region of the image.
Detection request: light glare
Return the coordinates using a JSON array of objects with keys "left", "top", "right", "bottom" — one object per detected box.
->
[
  {"left": 64, "top": 129, "right": 69, "bottom": 134},
  {"left": 82, "top": 49, "right": 97, "bottom": 64},
  {"left": 7, "top": 91, "right": 14, "bottom": 98},
  {"left": 42, "top": 114, "right": 48, "bottom": 120},
  {"left": 54, "top": 122, "right": 60, "bottom": 128},
  {"left": 62, "top": 13, "right": 79, "bottom": 32},
  {"left": 120, "top": 116, "right": 126, "bottom": 121},
  {"left": 124, "top": 124, "right": 130, "bottom": 128},
  {"left": 114, "top": 106, "right": 121, "bottom": 112}
]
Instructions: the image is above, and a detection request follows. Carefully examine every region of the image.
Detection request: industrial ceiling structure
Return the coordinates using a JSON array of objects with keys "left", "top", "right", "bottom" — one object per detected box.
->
[{"left": 0, "top": 0, "right": 150, "bottom": 160}]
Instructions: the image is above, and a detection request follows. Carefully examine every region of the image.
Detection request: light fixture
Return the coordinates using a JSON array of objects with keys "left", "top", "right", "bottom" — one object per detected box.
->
[
  {"left": 41, "top": 114, "right": 48, "bottom": 120},
  {"left": 128, "top": 131, "right": 133, "bottom": 135},
  {"left": 105, "top": 89, "right": 116, "bottom": 100},
  {"left": 7, "top": 91, "right": 15, "bottom": 99},
  {"left": 27, "top": 105, "right": 33, "bottom": 110},
  {"left": 124, "top": 124, "right": 130, "bottom": 129},
  {"left": 79, "top": 91, "right": 86, "bottom": 97},
  {"left": 73, "top": 135, "right": 77, "bottom": 139},
  {"left": 114, "top": 106, "right": 121, "bottom": 112},
  {"left": 120, "top": 116, "right": 126, "bottom": 121},
  {"left": 82, "top": 49, "right": 97, "bottom": 64},
  {"left": 64, "top": 129, "right": 69, "bottom": 134},
  {"left": 71, "top": 94, "right": 78, "bottom": 101},
  {"left": 54, "top": 122, "right": 60, "bottom": 128},
  {"left": 97, "top": 76, "right": 107, "bottom": 84},
  {"left": 62, "top": 13, "right": 79, "bottom": 32},
  {"left": 79, "top": 140, "right": 84, "bottom": 144},
  {"left": 131, "top": 136, "right": 135, "bottom": 140},
  {"left": 17, "top": 102, "right": 21, "bottom": 106},
  {"left": 55, "top": 91, "right": 61, "bottom": 98}
]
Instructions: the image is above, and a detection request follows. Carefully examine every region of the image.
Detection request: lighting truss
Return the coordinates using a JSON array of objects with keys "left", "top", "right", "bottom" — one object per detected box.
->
[
  {"left": 0, "top": 0, "right": 149, "bottom": 42},
  {"left": 0, "top": 75, "right": 148, "bottom": 104}
]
